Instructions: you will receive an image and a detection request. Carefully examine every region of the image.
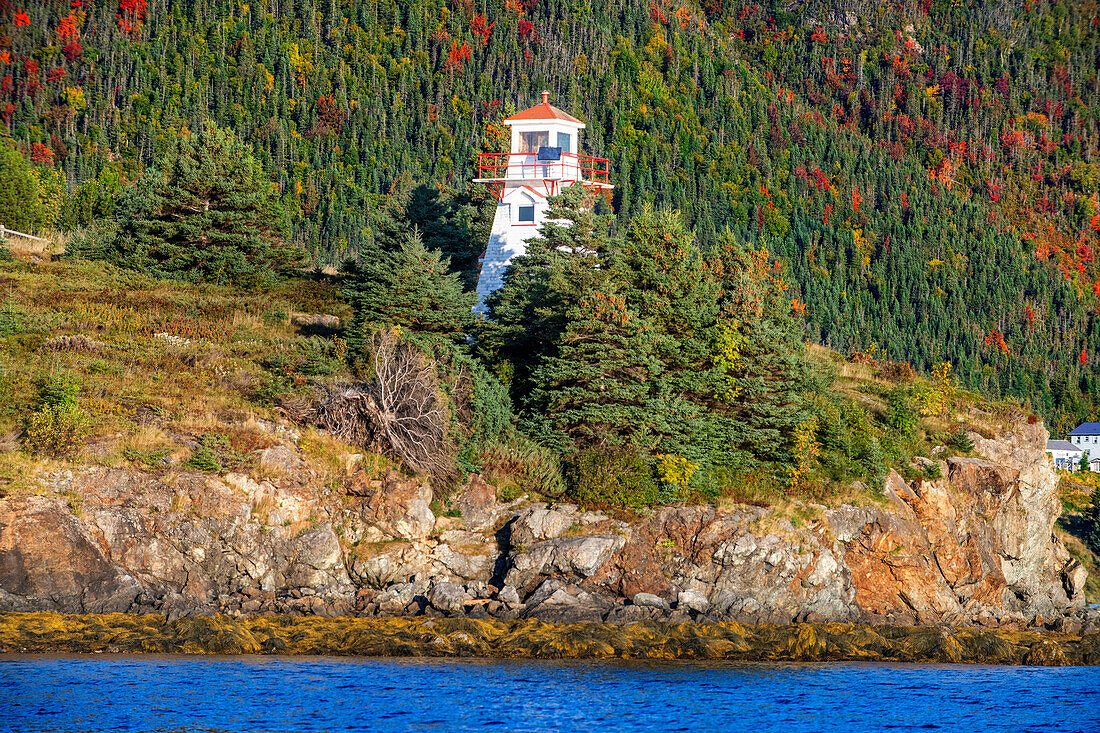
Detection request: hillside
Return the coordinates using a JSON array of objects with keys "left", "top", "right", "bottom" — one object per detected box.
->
[{"left": 2, "top": 1, "right": 1100, "bottom": 431}]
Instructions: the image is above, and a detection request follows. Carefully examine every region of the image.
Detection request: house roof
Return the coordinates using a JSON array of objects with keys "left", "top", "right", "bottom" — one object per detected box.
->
[
  {"left": 504, "top": 91, "right": 584, "bottom": 125},
  {"left": 1069, "top": 422, "right": 1100, "bottom": 436},
  {"left": 1047, "top": 440, "right": 1082, "bottom": 452}
]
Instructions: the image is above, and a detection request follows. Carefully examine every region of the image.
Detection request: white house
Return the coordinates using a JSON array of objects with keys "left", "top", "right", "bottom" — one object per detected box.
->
[
  {"left": 471, "top": 91, "right": 613, "bottom": 313},
  {"left": 1069, "top": 422, "right": 1100, "bottom": 451},
  {"left": 1047, "top": 439, "right": 1085, "bottom": 471}
]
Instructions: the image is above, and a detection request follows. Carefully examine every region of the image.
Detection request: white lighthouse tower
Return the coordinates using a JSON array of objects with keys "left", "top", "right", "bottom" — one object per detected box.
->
[{"left": 472, "top": 91, "right": 612, "bottom": 313}]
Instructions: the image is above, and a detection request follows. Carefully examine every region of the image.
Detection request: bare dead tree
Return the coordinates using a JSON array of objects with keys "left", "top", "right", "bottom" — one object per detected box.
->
[{"left": 316, "top": 330, "right": 453, "bottom": 477}]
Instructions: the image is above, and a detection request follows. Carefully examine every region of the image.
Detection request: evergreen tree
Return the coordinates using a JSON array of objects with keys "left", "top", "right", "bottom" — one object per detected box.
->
[
  {"left": 344, "top": 228, "right": 475, "bottom": 352},
  {"left": 527, "top": 290, "right": 660, "bottom": 452},
  {"left": 616, "top": 207, "right": 725, "bottom": 465},
  {"left": 108, "top": 123, "right": 300, "bottom": 284},
  {"left": 406, "top": 184, "right": 481, "bottom": 289},
  {"left": 479, "top": 185, "right": 615, "bottom": 403},
  {"left": 0, "top": 146, "right": 43, "bottom": 235},
  {"left": 710, "top": 234, "right": 810, "bottom": 460}
]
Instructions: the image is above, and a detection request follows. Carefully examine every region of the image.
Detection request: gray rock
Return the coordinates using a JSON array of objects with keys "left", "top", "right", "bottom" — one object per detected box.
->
[
  {"left": 257, "top": 445, "right": 305, "bottom": 474},
  {"left": 428, "top": 582, "right": 465, "bottom": 614},
  {"left": 505, "top": 535, "right": 625, "bottom": 587},
  {"left": 711, "top": 589, "right": 742, "bottom": 615},
  {"left": 677, "top": 589, "right": 710, "bottom": 614},
  {"left": 497, "top": 585, "right": 521, "bottom": 606},
  {"left": 632, "top": 592, "right": 670, "bottom": 610},
  {"left": 510, "top": 505, "right": 579, "bottom": 546},
  {"left": 377, "top": 584, "right": 417, "bottom": 615}
]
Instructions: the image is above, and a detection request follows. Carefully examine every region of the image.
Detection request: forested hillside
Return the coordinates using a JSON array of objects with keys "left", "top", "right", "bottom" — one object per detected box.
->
[{"left": 2, "top": 0, "right": 1100, "bottom": 430}]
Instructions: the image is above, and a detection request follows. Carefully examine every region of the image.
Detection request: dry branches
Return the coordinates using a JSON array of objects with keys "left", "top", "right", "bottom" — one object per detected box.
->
[{"left": 316, "top": 330, "right": 452, "bottom": 477}]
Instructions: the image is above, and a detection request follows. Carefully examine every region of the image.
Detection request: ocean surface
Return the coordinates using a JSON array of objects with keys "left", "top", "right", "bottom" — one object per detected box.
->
[{"left": 1, "top": 655, "right": 1099, "bottom": 732}]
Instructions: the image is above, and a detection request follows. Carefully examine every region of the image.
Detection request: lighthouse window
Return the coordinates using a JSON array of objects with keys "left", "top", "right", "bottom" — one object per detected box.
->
[
  {"left": 557, "top": 132, "right": 572, "bottom": 154},
  {"left": 520, "top": 131, "right": 549, "bottom": 153},
  {"left": 517, "top": 205, "right": 535, "bottom": 222}
]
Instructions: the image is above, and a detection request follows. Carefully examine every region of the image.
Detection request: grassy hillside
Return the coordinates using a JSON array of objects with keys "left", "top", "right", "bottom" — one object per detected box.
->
[{"left": 0, "top": 238, "right": 1031, "bottom": 512}]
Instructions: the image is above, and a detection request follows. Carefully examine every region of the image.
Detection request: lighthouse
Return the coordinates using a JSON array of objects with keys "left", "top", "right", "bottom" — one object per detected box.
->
[{"left": 472, "top": 91, "right": 612, "bottom": 313}]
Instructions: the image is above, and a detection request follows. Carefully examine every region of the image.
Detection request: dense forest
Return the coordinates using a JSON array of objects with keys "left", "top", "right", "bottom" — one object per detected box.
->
[{"left": 2, "top": 0, "right": 1100, "bottom": 433}]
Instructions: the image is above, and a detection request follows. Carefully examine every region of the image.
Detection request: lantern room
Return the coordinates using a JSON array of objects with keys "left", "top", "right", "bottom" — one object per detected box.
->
[{"left": 473, "top": 90, "right": 612, "bottom": 199}]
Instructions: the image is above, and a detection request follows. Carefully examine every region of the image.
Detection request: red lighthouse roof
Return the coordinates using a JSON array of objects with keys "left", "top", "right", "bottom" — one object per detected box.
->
[{"left": 503, "top": 90, "right": 584, "bottom": 125}]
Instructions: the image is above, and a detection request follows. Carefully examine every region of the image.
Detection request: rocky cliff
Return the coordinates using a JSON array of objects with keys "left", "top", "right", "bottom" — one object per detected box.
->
[{"left": 0, "top": 421, "right": 1092, "bottom": 630}]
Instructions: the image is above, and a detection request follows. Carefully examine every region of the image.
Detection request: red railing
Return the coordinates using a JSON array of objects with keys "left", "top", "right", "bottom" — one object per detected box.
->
[{"left": 476, "top": 151, "right": 611, "bottom": 186}]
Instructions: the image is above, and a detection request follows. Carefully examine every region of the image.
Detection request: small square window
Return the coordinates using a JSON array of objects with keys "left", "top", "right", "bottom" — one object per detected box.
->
[
  {"left": 518, "top": 205, "right": 535, "bottom": 222},
  {"left": 520, "top": 131, "right": 549, "bottom": 153},
  {"left": 557, "top": 132, "right": 571, "bottom": 154}
]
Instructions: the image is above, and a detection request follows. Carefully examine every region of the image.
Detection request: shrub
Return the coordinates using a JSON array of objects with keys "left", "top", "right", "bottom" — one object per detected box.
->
[
  {"left": 184, "top": 433, "right": 245, "bottom": 473},
  {"left": 946, "top": 429, "right": 975, "bottom": 453},
  {"left": 566, "top": 448, "right": 659, "bottom": 508},
  {"left": 23, "top": 402, "right": 90, "bottom": 457},
  {"left": 185, "top": 444, "right": 223, "bottom": 473},
  {"left": 887, "top": 387, "right": 919, "bottom": 437},
  {"left": 478, "top": 437, "right": 565, "bottom": 498},
  {"left": 0, "top": 300, "right": 26, "bottom": 337},
  {"left": 35, "top": 373, "right": 81, "bottom": 408},
  {"left": 63, "top": 221, "right": 118, "bottom": 261}
]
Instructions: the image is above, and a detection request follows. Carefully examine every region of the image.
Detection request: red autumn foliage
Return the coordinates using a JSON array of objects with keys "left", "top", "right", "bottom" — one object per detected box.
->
[
  {"left": 471, "top": 14, "right": 495, "bottom": 45},
  {"left": 46, "top": 67, "right": 66, "bottom": 83},
  {"left": 1081, "top": 348, "right": 1088, "bottom": 366},
  {"left": 117, "top": 0, "right": 148, "bottom": 37},
  {"left": 984, "top": 329, "right": 1009, "bottom": 355},
  {"left": 13, "top": 9, "right": 29, "bottom": 26},
  {"left": 62, "top": 41, "right": 82, "bottom": 62},
  {"left": 518, "top": 19, "right": 535, "bottom": 41},
  {"left": 446, "top": 40, "right": 470, "bottom": 69},
  {"left": 30, "top": 141, "right": 53, "bottom": 163},
  {"left": 57, "top": 14, "right": 80, "bottom": 42}
]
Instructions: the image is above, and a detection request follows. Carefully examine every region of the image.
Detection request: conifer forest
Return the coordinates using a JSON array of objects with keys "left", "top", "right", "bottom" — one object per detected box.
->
[{"left": 3, "top": 0, "right": 1100, "bottom": 503}]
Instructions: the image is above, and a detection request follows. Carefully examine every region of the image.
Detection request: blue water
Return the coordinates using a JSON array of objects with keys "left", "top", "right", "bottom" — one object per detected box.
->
[{"left": 1, "top": 655, "right": 1098, "bottom": 732}]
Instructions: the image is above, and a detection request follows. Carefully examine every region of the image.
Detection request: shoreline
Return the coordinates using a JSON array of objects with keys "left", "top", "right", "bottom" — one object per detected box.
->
[{"left": 2, "top": 612, "right": 1097, "bottom": 666}]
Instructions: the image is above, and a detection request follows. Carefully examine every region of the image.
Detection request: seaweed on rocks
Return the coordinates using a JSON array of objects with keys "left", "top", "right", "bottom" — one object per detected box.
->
[{"left": 1, "top": 613, "right": 1098, "bottom": 666}]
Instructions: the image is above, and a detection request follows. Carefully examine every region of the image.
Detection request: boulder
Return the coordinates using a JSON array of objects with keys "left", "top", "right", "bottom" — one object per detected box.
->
[
  {"left": 632, "top": 592, "right": 671, "bottom": 610},
  {"left": 349, "top": 470, "right": 435, "bottom": 540},
  {"left": 497, "top": 585, "right": 521, "bottom": 606},
  {"left": 427, "top": 582, "right": 465, "bottom": 614},
  {"left": 376, "top": 584, "right": 417, "bottom": 615},
  {"left": 257, "top": 446, "right": 305, "bottom": 474},
  {"left": 451, "top": 474, "right": 501, "bottom": 531},
  {"left": 505, "top": 535, "right": 625, "bottom": 588},
  {"left": 677, "top": 589, "right": 710, "bottom": 614}
]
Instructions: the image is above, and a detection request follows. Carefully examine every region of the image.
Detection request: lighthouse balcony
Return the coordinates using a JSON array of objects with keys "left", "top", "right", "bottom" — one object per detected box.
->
[{"left": 473, "top": 151, "right": 612, "bottom": 196}]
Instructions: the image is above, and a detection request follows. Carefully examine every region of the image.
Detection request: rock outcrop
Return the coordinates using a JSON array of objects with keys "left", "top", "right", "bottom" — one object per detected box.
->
[{"left": 0, "top": 421, "right": 1092, "bottom": 630}]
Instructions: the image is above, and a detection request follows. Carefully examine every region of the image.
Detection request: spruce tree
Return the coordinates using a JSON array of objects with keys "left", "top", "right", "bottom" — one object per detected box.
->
[
  {"left": 109, "top": 123, "right": 301, "bottom": 284},
  {"left": 479, "top": 185, "right": 616, "bottom": 403},
  {"left": 405, "top": 184, "right": 481, "bottom": 289},
  {"left": 528, "top": 290, "right": 660, "bottom": 452},
  {"left": 616, "top": 207, "right": 726, "bottom": 465},
  {"left": 710, "top": 233, "right": 809, "bottom": 460},
  {"left": 0, "top": 146, "right": 43, "bottom": 235},
  {"left": 344, "top": 228, "right": 474, "bottom": 351}
]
